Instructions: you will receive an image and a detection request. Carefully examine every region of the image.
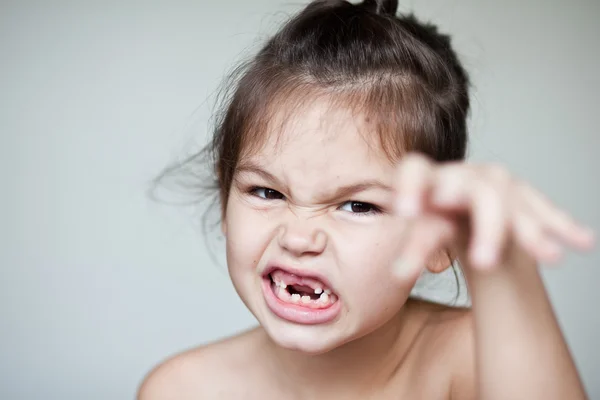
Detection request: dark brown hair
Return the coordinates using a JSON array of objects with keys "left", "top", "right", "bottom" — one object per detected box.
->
[
  {"left": 157, "top": 0, "right": 470, "bottom": 220},
  {"left": 153, "top": 0, "right": 471, "bottom": 303}
]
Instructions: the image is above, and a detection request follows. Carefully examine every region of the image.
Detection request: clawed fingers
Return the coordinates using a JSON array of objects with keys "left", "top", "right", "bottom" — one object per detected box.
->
[
  {"left": 513, "top": 209, "right": 563, "bottom": 264},
  {"left": 429, "top": 166, "right": 511, "bottom": 269},
  {"left": 518, "top": 182, "right": 595, "bottom": 251},
  {"left": 394, "top": 153, "right": 595, "bottom": 273},
  {"left": 395, "top": 154, "right": 433, "bottom": 218},
  {"left": 467, "top": 179, "right": 510, "bottom": 269}
]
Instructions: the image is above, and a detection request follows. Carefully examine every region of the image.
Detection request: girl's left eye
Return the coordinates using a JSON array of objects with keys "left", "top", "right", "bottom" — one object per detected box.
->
[{"left": 339, "top": 201, "right": 381, "bottom": 215}]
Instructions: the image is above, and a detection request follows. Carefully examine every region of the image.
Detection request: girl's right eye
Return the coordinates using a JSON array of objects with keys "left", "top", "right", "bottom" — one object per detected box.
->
[{"left": 250, "top": 187, "right": 285, "bottom": 200}]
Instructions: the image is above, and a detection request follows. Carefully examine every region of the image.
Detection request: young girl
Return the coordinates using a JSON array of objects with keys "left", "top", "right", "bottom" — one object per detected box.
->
[{"left": 139, "top": 0, "right": 595, "bottom": 398}]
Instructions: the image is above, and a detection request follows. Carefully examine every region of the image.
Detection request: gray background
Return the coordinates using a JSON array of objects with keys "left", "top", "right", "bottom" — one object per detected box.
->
[{"left": 2, "top": 0, "right": 599, "bottom": 398}]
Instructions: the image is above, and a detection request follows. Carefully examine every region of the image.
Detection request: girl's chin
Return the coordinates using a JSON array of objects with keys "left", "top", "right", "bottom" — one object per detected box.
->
[
  {"left": 261, "top": 320, "right": 350, "bottom": 355},
  {"left": 270, "top": 335, "right": 341, "bottom": 355}
]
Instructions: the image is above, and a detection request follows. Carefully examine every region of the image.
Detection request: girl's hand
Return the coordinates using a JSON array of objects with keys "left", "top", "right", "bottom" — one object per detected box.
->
[{"left": 393, "top": 153, "right": 595, "bottom": 276}]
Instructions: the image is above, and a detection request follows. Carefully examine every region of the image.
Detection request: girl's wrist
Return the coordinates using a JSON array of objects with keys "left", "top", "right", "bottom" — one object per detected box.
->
[{"left": 459, "top": 242, "right": 541, "bottom": 298}]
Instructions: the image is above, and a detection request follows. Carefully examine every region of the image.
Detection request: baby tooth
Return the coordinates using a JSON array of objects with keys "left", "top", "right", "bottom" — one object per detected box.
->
[
  {"left": 320, "top": 292, "right": 329, "bottom": 303},
  {"left": 277, "top": 286, "right": 286, "bottom": 299},
  {"left": 291, "top": 294, "right": 301, "bottom": 303},
  {"left": 301, "top": 295, "right": 311, "bottom": 304},
  {"left": 314, "top": 288, "right": 323, "bottom": 294},
  {"left": 275, "top": 281, "right": 287, "bottom": 289},
  {"left": 324, "top": 289, "right": 331, "bottom": 295}
]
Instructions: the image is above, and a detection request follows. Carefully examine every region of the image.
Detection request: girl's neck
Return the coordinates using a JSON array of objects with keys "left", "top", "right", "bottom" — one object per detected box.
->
[{"left": 265, "top": 300, "right": 428, "bottom": 398}]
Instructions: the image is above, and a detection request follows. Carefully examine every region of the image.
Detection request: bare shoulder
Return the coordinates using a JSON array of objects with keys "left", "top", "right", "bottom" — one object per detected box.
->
[
  {"left": 430, "top": 303, "right": 476, "bottom": 399},
  {"left": 137, "top": 327, "right": 265, "bottom": 400},
  {"left": 408, "top": 299, "right": 477, "bottom": 399}
]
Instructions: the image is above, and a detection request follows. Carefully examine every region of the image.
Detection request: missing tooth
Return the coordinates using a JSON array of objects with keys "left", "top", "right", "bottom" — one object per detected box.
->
[{"left": 287, "top": 285, "right": 321, "bottom": 300}]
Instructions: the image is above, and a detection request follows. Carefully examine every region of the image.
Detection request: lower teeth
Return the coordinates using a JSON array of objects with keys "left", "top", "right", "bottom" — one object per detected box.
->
[{"left": 273, "top": 284, "right": 335, "bottom": 307}]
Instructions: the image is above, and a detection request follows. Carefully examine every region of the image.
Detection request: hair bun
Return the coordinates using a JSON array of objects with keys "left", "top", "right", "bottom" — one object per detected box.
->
[{"left": 360, "top": 0, "right": 398, "bottom": 16}]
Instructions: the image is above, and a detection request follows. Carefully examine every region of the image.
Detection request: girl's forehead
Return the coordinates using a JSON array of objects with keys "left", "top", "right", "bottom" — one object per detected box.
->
[{"left": 241, "top": 95, "right": 396, "bottom": 166}]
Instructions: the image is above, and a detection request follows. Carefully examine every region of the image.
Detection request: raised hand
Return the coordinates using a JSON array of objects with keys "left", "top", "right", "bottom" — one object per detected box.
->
[{"left": 392, "top": 153, "right": 595, "bottom": 277}]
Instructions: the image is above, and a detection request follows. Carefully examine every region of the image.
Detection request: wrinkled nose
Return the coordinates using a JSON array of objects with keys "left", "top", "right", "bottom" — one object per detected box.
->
[{"left": 277, "top": 221, "right": 327, "bottom": 257}]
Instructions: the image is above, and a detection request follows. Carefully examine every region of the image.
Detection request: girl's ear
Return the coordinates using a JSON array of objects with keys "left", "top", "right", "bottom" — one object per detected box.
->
[{"left": 425, "top": 249, "right": 455, "bottom": 274}]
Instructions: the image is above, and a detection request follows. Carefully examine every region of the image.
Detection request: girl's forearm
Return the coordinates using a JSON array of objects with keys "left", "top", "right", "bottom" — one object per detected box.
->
[{"left": 462, "top": 249, "right": 587, "bottom": 400}]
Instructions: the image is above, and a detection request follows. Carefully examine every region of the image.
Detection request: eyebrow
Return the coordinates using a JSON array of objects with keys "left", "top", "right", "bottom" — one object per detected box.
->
[
  {"left": 235, "top": 161, "right": 394, "bottom": 199},
  {"left": 235, "top": 162, "right": 280, "bottom": 184},
  {"left": 331, "top": 181, "right": 394, "bottom": 199}
]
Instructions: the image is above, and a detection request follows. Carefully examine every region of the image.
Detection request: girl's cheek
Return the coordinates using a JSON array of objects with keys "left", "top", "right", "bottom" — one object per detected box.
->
[
  {"left": 340, "top": 218, "right": 403, "bottom": 257},
  {"left": 225, "top": 203, "right": 279, "bottom": 266},
  {"left": 337, "top": 227, "right": 404, "bottom": 287}
]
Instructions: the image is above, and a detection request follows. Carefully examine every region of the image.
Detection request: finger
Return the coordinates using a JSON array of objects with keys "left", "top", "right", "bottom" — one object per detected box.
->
[
  {"left": 513, "top": 210, "right": 563, "bottom": 264},
  {"left": 468, "top": 179, "right": 510, "bottom": 270},
  {"left": 395, "top": 153, "right": 433, "bottom": 218},
  {"left": 394, "top": 214, "right": 455, "bottom": 281},
  {"left": 520, "top": 182, "right": 595, "bottom": 250},
  {"left": 430, "top": 163, "right": 472, "bottom": 210}
]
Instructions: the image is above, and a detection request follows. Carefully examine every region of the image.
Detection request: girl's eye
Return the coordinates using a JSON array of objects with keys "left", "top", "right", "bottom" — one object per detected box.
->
[
  {"left": 339, "top": 201, "right": 381, "bottom": 215},
  {"left": 251, "top": 187, "right": 285, "bottom": 200}
]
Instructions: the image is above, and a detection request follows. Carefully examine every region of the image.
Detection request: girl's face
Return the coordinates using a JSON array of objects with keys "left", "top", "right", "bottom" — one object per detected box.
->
[{"left": 223, "top": 98, "right": 418, "bottom": 354}]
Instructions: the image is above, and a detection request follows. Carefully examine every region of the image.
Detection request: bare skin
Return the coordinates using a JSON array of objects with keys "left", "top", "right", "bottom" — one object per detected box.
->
[
  {"left": 138, "top": 299, "right": 475, "bottom": 400},
  {"left": 139, "top": 99, "right": 593, "bottom": 399}
]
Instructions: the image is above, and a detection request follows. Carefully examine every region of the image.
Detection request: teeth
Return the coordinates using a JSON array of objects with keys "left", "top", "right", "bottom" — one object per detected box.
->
[
  {"left": 275, "top": 280, "right": 287, "bottom": 289},
  {"left": 272, "top": 275, "right": 336, "bottom": 306},
  {"left": 275, "top": 285, "right": 290, "bottom": 302}
]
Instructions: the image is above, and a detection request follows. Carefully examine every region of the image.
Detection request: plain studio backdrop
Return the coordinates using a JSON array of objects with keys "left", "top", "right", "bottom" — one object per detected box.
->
[{"left": 2, "top": 0, "right": 599, "bottom": 398}]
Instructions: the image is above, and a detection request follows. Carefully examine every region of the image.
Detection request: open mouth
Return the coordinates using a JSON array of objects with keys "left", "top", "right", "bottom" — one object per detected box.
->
[
  {"left": 261, "top": 267, "right": 342, "bottom": 324},
  {"left": 268, "top": 269, "right": 338, "bottom": 310}
]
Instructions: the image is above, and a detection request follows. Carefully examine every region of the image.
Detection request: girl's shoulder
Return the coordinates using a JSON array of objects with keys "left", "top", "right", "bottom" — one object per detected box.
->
[
  {"left": 136, "top": 303, "right": 476, "bottom": 399},
  {"left": 137, "top": 327, "right": 266, "bottom": 400},
  {"left": 405, "top": 299, "right": 476, "bottom": 399}
]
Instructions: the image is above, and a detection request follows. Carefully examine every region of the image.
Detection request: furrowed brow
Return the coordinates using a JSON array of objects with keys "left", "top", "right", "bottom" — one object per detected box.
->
[
  {"left": 329, "top": 181, "right": 393, "bottom": 200},
  {"left": 235, "top": 161, "right": 279, "bottom": 184},
  {"left": 235, "top": 161, "right": 393, "bottom": 200}
]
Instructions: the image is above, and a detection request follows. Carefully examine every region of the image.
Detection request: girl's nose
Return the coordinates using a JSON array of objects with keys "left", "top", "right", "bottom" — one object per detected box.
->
[{"left": 277, "top": 222, "right": 328, "bottom": 257}]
